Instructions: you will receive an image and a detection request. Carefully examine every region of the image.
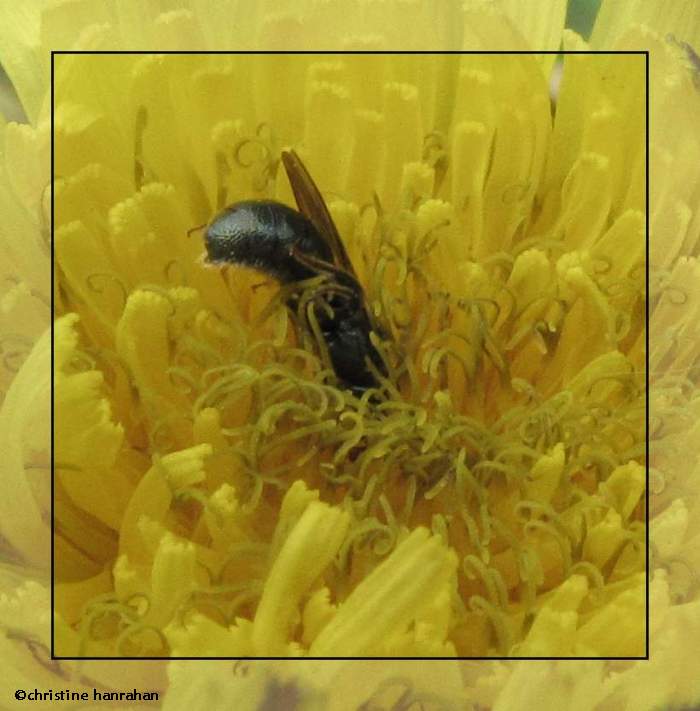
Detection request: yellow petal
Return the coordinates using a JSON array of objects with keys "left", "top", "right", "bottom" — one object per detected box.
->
[
  {"left": 576, "top": 575, "right": 645, "bottom": 655},
  {"left": 591, "top": 0, "right": 700, "bottom": 53},
  {"left": 146, "top": 532, "right": 197, "bottom": 629},
  {"left": 310, "top": 528, "right": 457, "bottom": 656},
  {"left": 599, "top": 462, "right": 645, "bottom": 521},
  {"left": 166, "top": 613, "right": 253, "bottom": 657},
  {"left": 0, "top": 326, "right": 49, "bottom": 566},
  {"left": 253, "top": 500, "right": 349, "bottom": 655},
  {"left": 0, "top": 3, "right": 46, "bottom": 123},
  {"left": 525, "top": 443, "right": 565, "bottom": 503}
]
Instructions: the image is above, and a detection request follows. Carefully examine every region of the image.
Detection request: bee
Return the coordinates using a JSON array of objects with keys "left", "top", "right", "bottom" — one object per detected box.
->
[{"left": 203, "top": 150, "right": 387, "bottom": 394}]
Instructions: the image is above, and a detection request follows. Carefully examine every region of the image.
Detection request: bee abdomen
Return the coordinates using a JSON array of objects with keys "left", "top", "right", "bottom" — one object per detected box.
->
[{"left": 204, "top": 200, "right": 334, "bottom": 284}]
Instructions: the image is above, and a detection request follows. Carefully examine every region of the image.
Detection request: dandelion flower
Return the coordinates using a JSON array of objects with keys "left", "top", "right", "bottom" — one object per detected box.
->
[
  {"left": 51, "top": 40, "right": 646, "bottom": 660},
  {"left": 5, "top": 0, "right": 700, "bottom": 709},
  {"left": 41, "top": 13, "right": 654, "bottom": 664}
]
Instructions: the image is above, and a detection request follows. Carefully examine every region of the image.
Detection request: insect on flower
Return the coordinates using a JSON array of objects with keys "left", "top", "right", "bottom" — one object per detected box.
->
[{"left": 203, "top": 149, "right": 388, "bottom": 395}]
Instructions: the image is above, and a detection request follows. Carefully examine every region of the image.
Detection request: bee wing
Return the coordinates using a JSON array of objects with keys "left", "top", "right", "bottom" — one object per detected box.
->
[{"left": 281, "top": 150, "right": 358, "bottom": 279}]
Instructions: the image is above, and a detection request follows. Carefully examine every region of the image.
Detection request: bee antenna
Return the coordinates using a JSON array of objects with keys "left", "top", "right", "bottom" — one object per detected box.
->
[{"left": 187, "top": 223, "right": 207, "bottom": 239}]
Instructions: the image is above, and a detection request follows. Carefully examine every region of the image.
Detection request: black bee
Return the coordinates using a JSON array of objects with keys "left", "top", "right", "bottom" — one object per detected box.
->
[{"left": 203, "top": 150, "right": 387, "bottom": 394}]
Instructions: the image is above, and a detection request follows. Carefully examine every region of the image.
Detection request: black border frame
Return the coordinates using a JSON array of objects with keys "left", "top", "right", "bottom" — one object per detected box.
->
[{"left": 51, "top": 49, "right": 650, "bottom": 662}]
